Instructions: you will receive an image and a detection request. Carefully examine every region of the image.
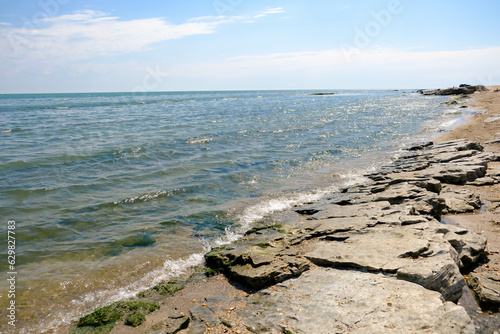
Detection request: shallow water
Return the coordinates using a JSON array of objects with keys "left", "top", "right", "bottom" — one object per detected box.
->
[{"left": 0, "top": 89, "right": 467, "bottom": 332}]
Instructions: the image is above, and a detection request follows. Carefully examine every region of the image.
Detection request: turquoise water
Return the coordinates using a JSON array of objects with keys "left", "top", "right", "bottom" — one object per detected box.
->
[{"left": 0, "top": 90, "right": 461, "bottom": 332}]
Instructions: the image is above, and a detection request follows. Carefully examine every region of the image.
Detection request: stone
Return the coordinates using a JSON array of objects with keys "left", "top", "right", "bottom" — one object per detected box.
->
[
  {"left": 305, "top": 228, "right": 431, "bottom": 272},
  {"left": 188, "top": 304, "right": 220, "bottom": 334},
  {"left": 485, "top": 138, "right": 500, "bottom": 144},
  {"left": 294, "top": 192, "right": 365, "bottom": 215},
  {"left": 420, "top": 163, "right": 486, "bottom": 184},
  {"left": 408, "top": 141, "right": 434, "bottom": 151},
  {"left": 229, "top": 255, "right": 310, "bottom": 290},
  {"left": 441, "top": 95, "right": 468, "bottom": 106},
  {"left": 309, "top": 201, "right": 393, "bottom": 220},
  {"left": 301, "top": 216, "right": 379, "bottom": 238},
  {"left": 469, "top": 176, "right": 497, "bottom": 186},
  {"left": 242, "top": 269, "right": 474, "bottom": 334},
  {"left": 370, "top": 182, "right": 427, "bottom": 204},
  {"left": 165, "top": 316, "right": 191, "bottom": 334},
  {"left": 441, "top": 188, "right": 481, "bottom": 213},
  {"left": 467, "top": 271, "right": 500, "bottom": 308},
  {"left": 206, "top": 234, "right": 311, "bottom": 290},
  {"left": 485, "top": 114, "right": 500, "bottom": 123},
  {"left": 422, "top": 85, "right": 488, "bottom": 96},
  {"left": 305, "top": 226, "right": 467, "bottom": 301},
  {"left": 427, "top": 221, "right": 487, "bottom": 268}
]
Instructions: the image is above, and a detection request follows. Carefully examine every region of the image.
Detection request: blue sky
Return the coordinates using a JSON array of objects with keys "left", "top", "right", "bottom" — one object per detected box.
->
[{"left": 0, "top": 0, "right": 499, "bottom": 93}]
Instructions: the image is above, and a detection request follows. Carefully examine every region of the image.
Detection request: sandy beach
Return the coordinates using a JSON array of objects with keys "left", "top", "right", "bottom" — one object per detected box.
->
[
  {"left": 66, "top": 87, "right": 500, "bottom": 334},
  {"left": 436, "top": 86, "right": 500, "bottom": 277}
]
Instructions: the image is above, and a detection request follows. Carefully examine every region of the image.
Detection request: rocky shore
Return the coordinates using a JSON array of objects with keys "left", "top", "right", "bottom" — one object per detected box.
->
[
  {"left": 71, "top": 87, "right": 500, "bottom": 334},
  {"left": 199, "top": 139, "right": 495, "bottom": 334},
  {"left": 421, "top": 84, "right": 489, "bottom": 96}
]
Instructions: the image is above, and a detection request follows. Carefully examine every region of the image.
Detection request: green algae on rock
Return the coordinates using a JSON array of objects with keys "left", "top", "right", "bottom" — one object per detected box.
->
[{"left": 77, "top": 301, "right": 160, "bottom": 329}]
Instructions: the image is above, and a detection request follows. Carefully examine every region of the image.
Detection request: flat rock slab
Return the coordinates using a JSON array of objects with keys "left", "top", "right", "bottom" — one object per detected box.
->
[
  {"left": 305, "top": 228, "right": 430, "bottom": 272},
  {"left": 305, "top": 224, "right": 467, "bottom": 302},
  {"left": 243, "top": 268, "right": 474, "bottom": 334},
  {"left": 310, "top": 201, "right": 394, "bottom": 220}
]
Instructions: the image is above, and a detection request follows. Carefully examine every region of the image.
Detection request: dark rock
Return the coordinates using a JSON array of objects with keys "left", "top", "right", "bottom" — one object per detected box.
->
[
  {"left": 422, "top": 85, "right": 488, "bottom": 96},
  {"left": 408, "top": 141, "right": 433, "bottom": 151},
  {"left": 188, "top": 304, "right": 220, "bottom": 333},
  {"left": 165, "top": 316, "right": 190, "bottom": 334},
  {"left": 205, "top": 236, "right": 310, "bottom": 290}
]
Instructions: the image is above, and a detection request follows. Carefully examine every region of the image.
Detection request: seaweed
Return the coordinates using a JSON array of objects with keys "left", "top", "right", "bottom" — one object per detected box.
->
[
  {"left": 76, "top": 301, "right": 160, "bottom": 329},
  {"left": 152, "top": 280, "right": 185, "bottom": 296}
]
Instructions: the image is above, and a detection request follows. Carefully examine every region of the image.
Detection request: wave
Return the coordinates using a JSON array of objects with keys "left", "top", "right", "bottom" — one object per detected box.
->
[
  {"left": 113, "top": 190, "right": 169, "bottom": 205},
  {"left": 33, "top": 250, "right": 207, "bottom": 334},
  {"left": 213, "top": 170, "right": 371, "bottom": 249},
  {"left": 186, "top": 137, "right": 215, "bottom": 144}
]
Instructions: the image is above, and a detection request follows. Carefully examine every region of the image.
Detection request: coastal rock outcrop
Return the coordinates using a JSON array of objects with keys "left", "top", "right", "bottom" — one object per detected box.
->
[
  {"left": 203, "top": 139, "right": 496, "bottom": 332},
  {"left": 422, "top": 85, "right": 489, "bottom": 96}
]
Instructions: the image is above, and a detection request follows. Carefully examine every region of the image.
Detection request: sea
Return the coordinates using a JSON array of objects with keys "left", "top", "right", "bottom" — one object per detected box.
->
[{"left": 0, "top": 89, "right": 471, "bottom": 332}]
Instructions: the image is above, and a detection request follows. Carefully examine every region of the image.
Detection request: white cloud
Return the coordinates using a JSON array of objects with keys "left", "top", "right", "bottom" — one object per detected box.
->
[
  {"left": 254, "top": 7, "right": 285, "bottom": 18},
  {"left": 0, "top": 8, "right": 280, "bottom": 63},
  {"left": 263, "top": 7, "right": 285, "bottom": 14},
  {"left": 0, "top": 22, "right": 12, "bottom": 26}
]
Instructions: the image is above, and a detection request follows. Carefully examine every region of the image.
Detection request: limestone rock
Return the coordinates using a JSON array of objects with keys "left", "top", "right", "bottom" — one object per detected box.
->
[
  {"left": 229, "top": 255, "right": 310, "bottom": 290},
  {"left": 305, "top": 228, "right": 431, "bottom": 272},
  {"left": 205, "top": 236, "right": 310, "bottom": 290},
  {"left": 305, "top": 225, "right": 467, "bottom": 301},
  {"left": 469, "top": 176, "right": 497, "bottom": 186},
  {"left": 467, "top": 271, "right": 500, "bottom": 308},
  {"left": 242, "top": 269, "right": 475, "bottom": 334},
  {"left": 202, "top": 139, "right": 491, "bottom": 331},
  {"left": 309, "top": 201, "right": 393, "bottom": 220},
  {"left": 441, "top": 188, "right": 481, "bottom": 213}
]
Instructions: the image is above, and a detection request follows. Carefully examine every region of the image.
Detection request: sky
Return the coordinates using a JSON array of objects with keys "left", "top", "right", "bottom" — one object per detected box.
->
[{"left": 0, "top": 0, "right": 499, "bottom": 93}]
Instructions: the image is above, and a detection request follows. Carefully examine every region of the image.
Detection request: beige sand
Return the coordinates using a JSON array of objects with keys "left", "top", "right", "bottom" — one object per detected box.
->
[
  {"left": 437, "top": 86, "right": 500, "bottom": 268},
  {"left": 436, "top": 85, "right": 500, "bottom": 145},
  {"left": 437, "top": 85, "right": 500, "bottom": 285}
]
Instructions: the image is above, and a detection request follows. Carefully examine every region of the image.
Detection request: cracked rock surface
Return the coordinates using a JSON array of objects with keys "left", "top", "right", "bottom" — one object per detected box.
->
[{"left": 200, "top": 140, "right": 499, "bottom": 333}]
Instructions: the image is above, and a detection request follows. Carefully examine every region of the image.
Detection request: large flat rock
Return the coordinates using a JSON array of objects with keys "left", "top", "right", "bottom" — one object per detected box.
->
[
  {"left": 305, "top": 223, "right": 468, "bottom": 302},
  {"left": 243, "top": 268, "right": 475, "bottom": 334}
]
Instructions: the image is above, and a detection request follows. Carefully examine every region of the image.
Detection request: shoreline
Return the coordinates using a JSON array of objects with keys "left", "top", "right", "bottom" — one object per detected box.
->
[{"left": 65, "top": 87, "right": 500, "bottom": 334}]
